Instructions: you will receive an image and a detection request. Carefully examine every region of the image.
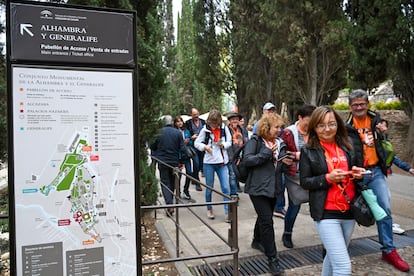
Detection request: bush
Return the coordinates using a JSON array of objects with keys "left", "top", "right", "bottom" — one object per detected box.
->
[
  {"left": 331, "top": 103, "right": 349, "bottom": 110},
  {"left": 139, "top": 159, "right": 159, "bottom": 206},
  {"left": 373, "top": 101, "right": 402, "bottom": 110},
  {"left": 332, "top": 101, "right": 401, "bottom": 111}
]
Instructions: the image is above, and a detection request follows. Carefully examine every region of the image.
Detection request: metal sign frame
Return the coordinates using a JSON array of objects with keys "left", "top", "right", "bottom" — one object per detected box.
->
[{"left": 6, "top": 1, "right": 139, "bottom": 275}]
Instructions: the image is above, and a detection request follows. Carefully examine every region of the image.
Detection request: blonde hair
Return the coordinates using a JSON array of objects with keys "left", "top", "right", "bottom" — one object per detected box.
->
[{"left": 257, "top": 113, "right": 285, "bottom": 140}]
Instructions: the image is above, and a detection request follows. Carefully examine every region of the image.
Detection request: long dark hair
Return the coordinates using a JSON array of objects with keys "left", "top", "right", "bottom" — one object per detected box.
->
[
  {"left": 173, "top": 116, "right": 185, "bottom": 130},
  {"left": 307, "top": 106, "right": 352, "bottom": 150}
]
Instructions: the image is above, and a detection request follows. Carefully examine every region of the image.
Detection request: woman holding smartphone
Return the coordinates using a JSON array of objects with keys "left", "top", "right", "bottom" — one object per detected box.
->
[{"left": 299, "top": 106, "right": 365, "bottom": 276}]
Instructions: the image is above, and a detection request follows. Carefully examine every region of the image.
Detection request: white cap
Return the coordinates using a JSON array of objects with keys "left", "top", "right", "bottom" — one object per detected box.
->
[{"left": 263, "top": 102, "right": 276, "bottom": 110}]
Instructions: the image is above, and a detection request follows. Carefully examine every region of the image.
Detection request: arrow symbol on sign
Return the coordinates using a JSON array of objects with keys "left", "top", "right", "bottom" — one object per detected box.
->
[{"left": 20, "top": 24, "right": 34, "bottom": 37}]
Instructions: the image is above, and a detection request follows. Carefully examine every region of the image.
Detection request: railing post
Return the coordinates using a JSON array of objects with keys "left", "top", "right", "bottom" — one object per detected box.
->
[
  {"left": 229, "top": 196, "right": 239, "bottom": 275},
  {"left": 173, "top": 167, "right": 181, "bottom": 258}
]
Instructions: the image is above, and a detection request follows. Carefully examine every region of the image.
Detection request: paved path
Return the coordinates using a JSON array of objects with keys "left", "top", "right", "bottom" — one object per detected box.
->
[{"left": 155, "top": 172, "right": 414, "bottom": 275}]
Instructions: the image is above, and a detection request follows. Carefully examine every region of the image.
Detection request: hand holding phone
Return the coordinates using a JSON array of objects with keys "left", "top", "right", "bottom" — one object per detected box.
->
[{"left": 277, "top": 153, "right": 294, "bottom": 162}]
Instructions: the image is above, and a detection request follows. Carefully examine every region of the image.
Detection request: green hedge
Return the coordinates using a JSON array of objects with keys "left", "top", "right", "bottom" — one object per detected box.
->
[{"left": 332, "top": 101, "right": 402, "bottom": 111}]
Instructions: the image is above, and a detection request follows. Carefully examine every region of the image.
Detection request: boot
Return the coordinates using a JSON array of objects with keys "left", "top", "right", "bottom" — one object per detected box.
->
[
  {"left": 251, "top": 239, "right": 265, "bottom": 253},
  {"left": 282, "top": 233, "right": 293, "bottom": 248},
  {"left": 382, "top": 249, "right": 410, "bottom": 272},
  {"left": 268, "top": 256, "right": 284, "bottom": 275}
]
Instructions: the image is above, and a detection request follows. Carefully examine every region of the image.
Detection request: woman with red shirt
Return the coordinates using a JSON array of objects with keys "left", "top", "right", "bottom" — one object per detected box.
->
[{"left": 300, "top": 106, "right": 365, "bottom": 276}]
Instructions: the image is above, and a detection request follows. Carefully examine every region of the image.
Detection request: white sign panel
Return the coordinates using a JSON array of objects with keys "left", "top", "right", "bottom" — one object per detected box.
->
[{"left": 12, "top": 66, "right": 136, "bottom": 275}]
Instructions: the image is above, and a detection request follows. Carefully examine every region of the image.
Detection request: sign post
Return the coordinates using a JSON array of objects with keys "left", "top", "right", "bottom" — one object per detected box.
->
[{"left": 7, "top": 2, "right": 138, "bottom": 275}]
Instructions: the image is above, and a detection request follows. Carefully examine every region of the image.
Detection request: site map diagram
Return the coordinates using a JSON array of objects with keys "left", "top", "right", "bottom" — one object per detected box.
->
[{"left": 13, "top": 67, "right": 137, "bottom": 275}]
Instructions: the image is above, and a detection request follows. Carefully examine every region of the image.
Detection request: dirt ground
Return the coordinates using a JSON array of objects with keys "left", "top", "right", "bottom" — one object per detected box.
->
[{"left": 141, "top": 212, "right": 179, "bottom": 275}]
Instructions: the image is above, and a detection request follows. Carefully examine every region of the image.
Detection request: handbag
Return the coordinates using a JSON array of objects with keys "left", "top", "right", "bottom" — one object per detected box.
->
[
  {"left": 285, "top": 174, "right": 309, "bottom": 205},
  {"left": 185, "top": 145, "right": 196, "bottom": 158},
  {"left": 341, "top": 188, "right": 375, "bottom": 227}
]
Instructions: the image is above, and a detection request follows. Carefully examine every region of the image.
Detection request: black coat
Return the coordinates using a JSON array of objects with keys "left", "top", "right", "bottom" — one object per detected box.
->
[
  {"left": 345, "top": 111, "right": 387, "bottom": 176},
  {"left": 299, "top": 144, "right": 356, "bottom": 221},
  {"left": 243, "top": 137, "right": 288, "bottom": 198}
]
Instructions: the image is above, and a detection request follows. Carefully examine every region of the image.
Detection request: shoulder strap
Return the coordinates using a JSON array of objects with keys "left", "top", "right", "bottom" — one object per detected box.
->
[
  {"left": 286, "top": 123, "right": 299, "bottom": 148},
  {"left": 203, "top": 125, "right": 211, "bottom": 145}
]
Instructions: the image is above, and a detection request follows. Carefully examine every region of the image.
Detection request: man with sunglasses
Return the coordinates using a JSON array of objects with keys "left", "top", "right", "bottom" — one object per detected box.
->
[{"left": 345, "top": 89, "right": 410, "bottom": 272}]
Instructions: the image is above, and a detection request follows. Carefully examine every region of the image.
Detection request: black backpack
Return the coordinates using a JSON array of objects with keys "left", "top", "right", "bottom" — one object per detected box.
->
[
  {"left": 232, "top": 136, "right": 260, "bottom": 183},
  {"left": 203, "top": 124, "right": 226, "bottom": 145}
]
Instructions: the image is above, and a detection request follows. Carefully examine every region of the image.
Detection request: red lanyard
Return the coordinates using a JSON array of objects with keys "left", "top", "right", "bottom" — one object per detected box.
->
[{"left": 322, "top": 142, "right": 341, "bottom": 172}]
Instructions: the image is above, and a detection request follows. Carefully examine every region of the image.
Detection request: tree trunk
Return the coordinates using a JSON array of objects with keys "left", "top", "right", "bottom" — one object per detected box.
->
[
  {"left": 408, "top": 112, "right": 414, "bottom": 166},
  {"left": 310, "top": 48, "right": 318, "bottom": 106}
]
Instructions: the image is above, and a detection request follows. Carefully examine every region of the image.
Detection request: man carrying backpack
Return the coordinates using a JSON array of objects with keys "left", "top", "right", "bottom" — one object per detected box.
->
[{"left": 226, "top": 112, "right": 249, "bottom": 197}]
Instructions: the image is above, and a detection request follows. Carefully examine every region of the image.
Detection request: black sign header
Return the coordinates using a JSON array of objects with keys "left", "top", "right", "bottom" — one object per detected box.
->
[{"left": 10, "top": 2, "right": 135, "bottom": 66}]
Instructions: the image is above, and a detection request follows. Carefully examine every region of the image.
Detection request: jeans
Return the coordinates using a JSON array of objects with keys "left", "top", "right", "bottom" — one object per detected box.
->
[
  {"left": 183, "top": 159, "right": 193, "bottom": 194},
  {"left": 275, "top": 174, "right": 286, "bottom": 211},
  {"left": 192, "top": 149, "right": 204, "bottom": 180},
  {"left": 227, "top": 162, "right": 238, "bottom": 196},
  {"left": 250, "top": 195, "right": 278, "bottom": 258},
  {"left": 158, "top": 163, "right": 176, "bottom": 205},
  {"left": 316, "top": 219, "right": 355, "bottom": 276},
  {"left": 361, "top": 165, "right": 394, "bottom": 253},
  {"left": 284, "top": 197, "right": 301, "bottom": 233},
  {"left": 283, "top": 174, "right": 301, "bottom": 233},
  {"left": 204, "top": 163, "right": 230, "bottom": 214}
]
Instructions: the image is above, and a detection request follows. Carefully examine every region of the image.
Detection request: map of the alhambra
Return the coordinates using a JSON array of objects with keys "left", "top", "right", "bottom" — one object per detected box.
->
[{"left": 13, "top": 67, "right": 137, "bottom": 275}]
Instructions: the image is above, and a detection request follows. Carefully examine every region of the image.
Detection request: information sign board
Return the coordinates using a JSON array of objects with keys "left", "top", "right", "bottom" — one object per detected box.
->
[
  {"left": 9, "top": 2, "right": 135, "bottom": 66},
  {"left": 12, "top": 66, "right": 137, "bottom": 275}
]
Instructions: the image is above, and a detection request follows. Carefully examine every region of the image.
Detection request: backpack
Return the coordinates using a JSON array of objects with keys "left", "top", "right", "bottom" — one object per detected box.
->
[
  {"left": 381, "top": 140, "right": 395, "bottom": 168},
  {"left": 203, "top": 124, "right": 226, "bottom": 145},
  {"left": 232, "top": 136, "right": 260, "bottom": 183}
]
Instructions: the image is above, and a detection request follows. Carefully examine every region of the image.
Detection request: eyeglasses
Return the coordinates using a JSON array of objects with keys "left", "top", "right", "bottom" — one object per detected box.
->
[
  {"left": 316, "top": 122, "right": 337, "bottom": 130},
  {"left": 350, "top": 102, "right": 368, "bottom": 108}
]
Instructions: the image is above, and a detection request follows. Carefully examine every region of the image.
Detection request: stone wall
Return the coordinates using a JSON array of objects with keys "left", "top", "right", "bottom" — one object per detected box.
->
[{"left": 378, "top": 110, "right": 410, "bottom": 162}]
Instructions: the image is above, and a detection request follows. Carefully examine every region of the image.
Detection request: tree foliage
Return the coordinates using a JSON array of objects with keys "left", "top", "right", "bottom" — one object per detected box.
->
[
  {"left": 0, "top": 18, "right": 6, "bottom": 162},
  {"left": 176, "top": 0, "right": 198, "bottom": 113},
  {"left": 67, "top": 0, "right": 165, "bottom": 206},
  {"left": 346, "top": 0, "right": 414, "bottom": 163},
  {"left": 230, "top": 0, "right": 351, "bottom": 122}
]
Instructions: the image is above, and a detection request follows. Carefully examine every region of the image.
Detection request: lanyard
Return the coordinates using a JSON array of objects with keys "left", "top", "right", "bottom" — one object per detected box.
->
[
  {"left": 322, "top": 142, "right": 341, "bottom": 172},
  {"left": 322, "top": 142, "right": 350, "bottom": 210}
]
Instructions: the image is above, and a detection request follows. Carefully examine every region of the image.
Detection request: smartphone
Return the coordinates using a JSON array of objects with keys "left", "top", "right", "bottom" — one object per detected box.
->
[
  {"left": 361, "top": 170, "right": 372, "bottom": 175},
  {"left": 277, "top": 154, "right": 294, "bottom": 162},
  {"left": 344, "top": 170, "right": 372, "bottom": 175}
]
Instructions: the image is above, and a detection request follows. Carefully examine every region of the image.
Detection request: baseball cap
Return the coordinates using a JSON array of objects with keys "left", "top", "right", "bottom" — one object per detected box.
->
[{"left": 263, "top": 102, "right": 276, "bottom": 110}]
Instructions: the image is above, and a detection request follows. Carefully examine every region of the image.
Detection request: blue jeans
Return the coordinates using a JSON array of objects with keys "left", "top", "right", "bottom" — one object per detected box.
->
[
  {"left": 183, "top": 159, "right": 193, "bottom": 194},
  {"left": 227, "top": 163, "right": 238, "bottom": 196},
  {"left": 316, "top": 219, "right": 355, "bottom": 276},
  {"left": 192, "top": 149, "right": 204, "bottom": 180},
  {"left": 275, "top": 174, "right": 286, "bottom": 211},
  {"left": 284, "top": 197, "right": 301, "bottom": 233},
  {"left": 283, "top": 174, "right": 301, "bottom": 233},
  {"left": 361, "top": 165, "right": 394, "bottom": 253},
  {"left": 204, "top": 163, "right": 230, "bottom": 214}
]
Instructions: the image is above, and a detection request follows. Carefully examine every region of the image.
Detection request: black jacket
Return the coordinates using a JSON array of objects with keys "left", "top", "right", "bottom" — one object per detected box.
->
[
  {"left": 243, "top": 136, "right": 289, "bottom": 198},
  {"left": 185, "top": 118, "right": 206, "bottom": 137},
  {"left": 299, "top": 144, "right": 356, "bottom": 221},
  {"left": 345, "top": 111, "right": 387, "bottom": 176}
]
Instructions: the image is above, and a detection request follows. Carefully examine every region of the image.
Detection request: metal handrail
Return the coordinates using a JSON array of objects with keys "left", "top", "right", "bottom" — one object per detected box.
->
[{"left": 141, "top": 156, "right": 240, "bottom": 275}]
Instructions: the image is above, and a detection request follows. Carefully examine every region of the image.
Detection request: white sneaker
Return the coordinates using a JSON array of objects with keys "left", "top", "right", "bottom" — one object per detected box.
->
[
  {"left": 180, "top": 192, "right": 191, "bottom": 200},
  {"left": 207, "top": 209, "right": 215, "bottom": 219},
  {"left": 392, "top": 223, "right": 405, "bottom": 235}
]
